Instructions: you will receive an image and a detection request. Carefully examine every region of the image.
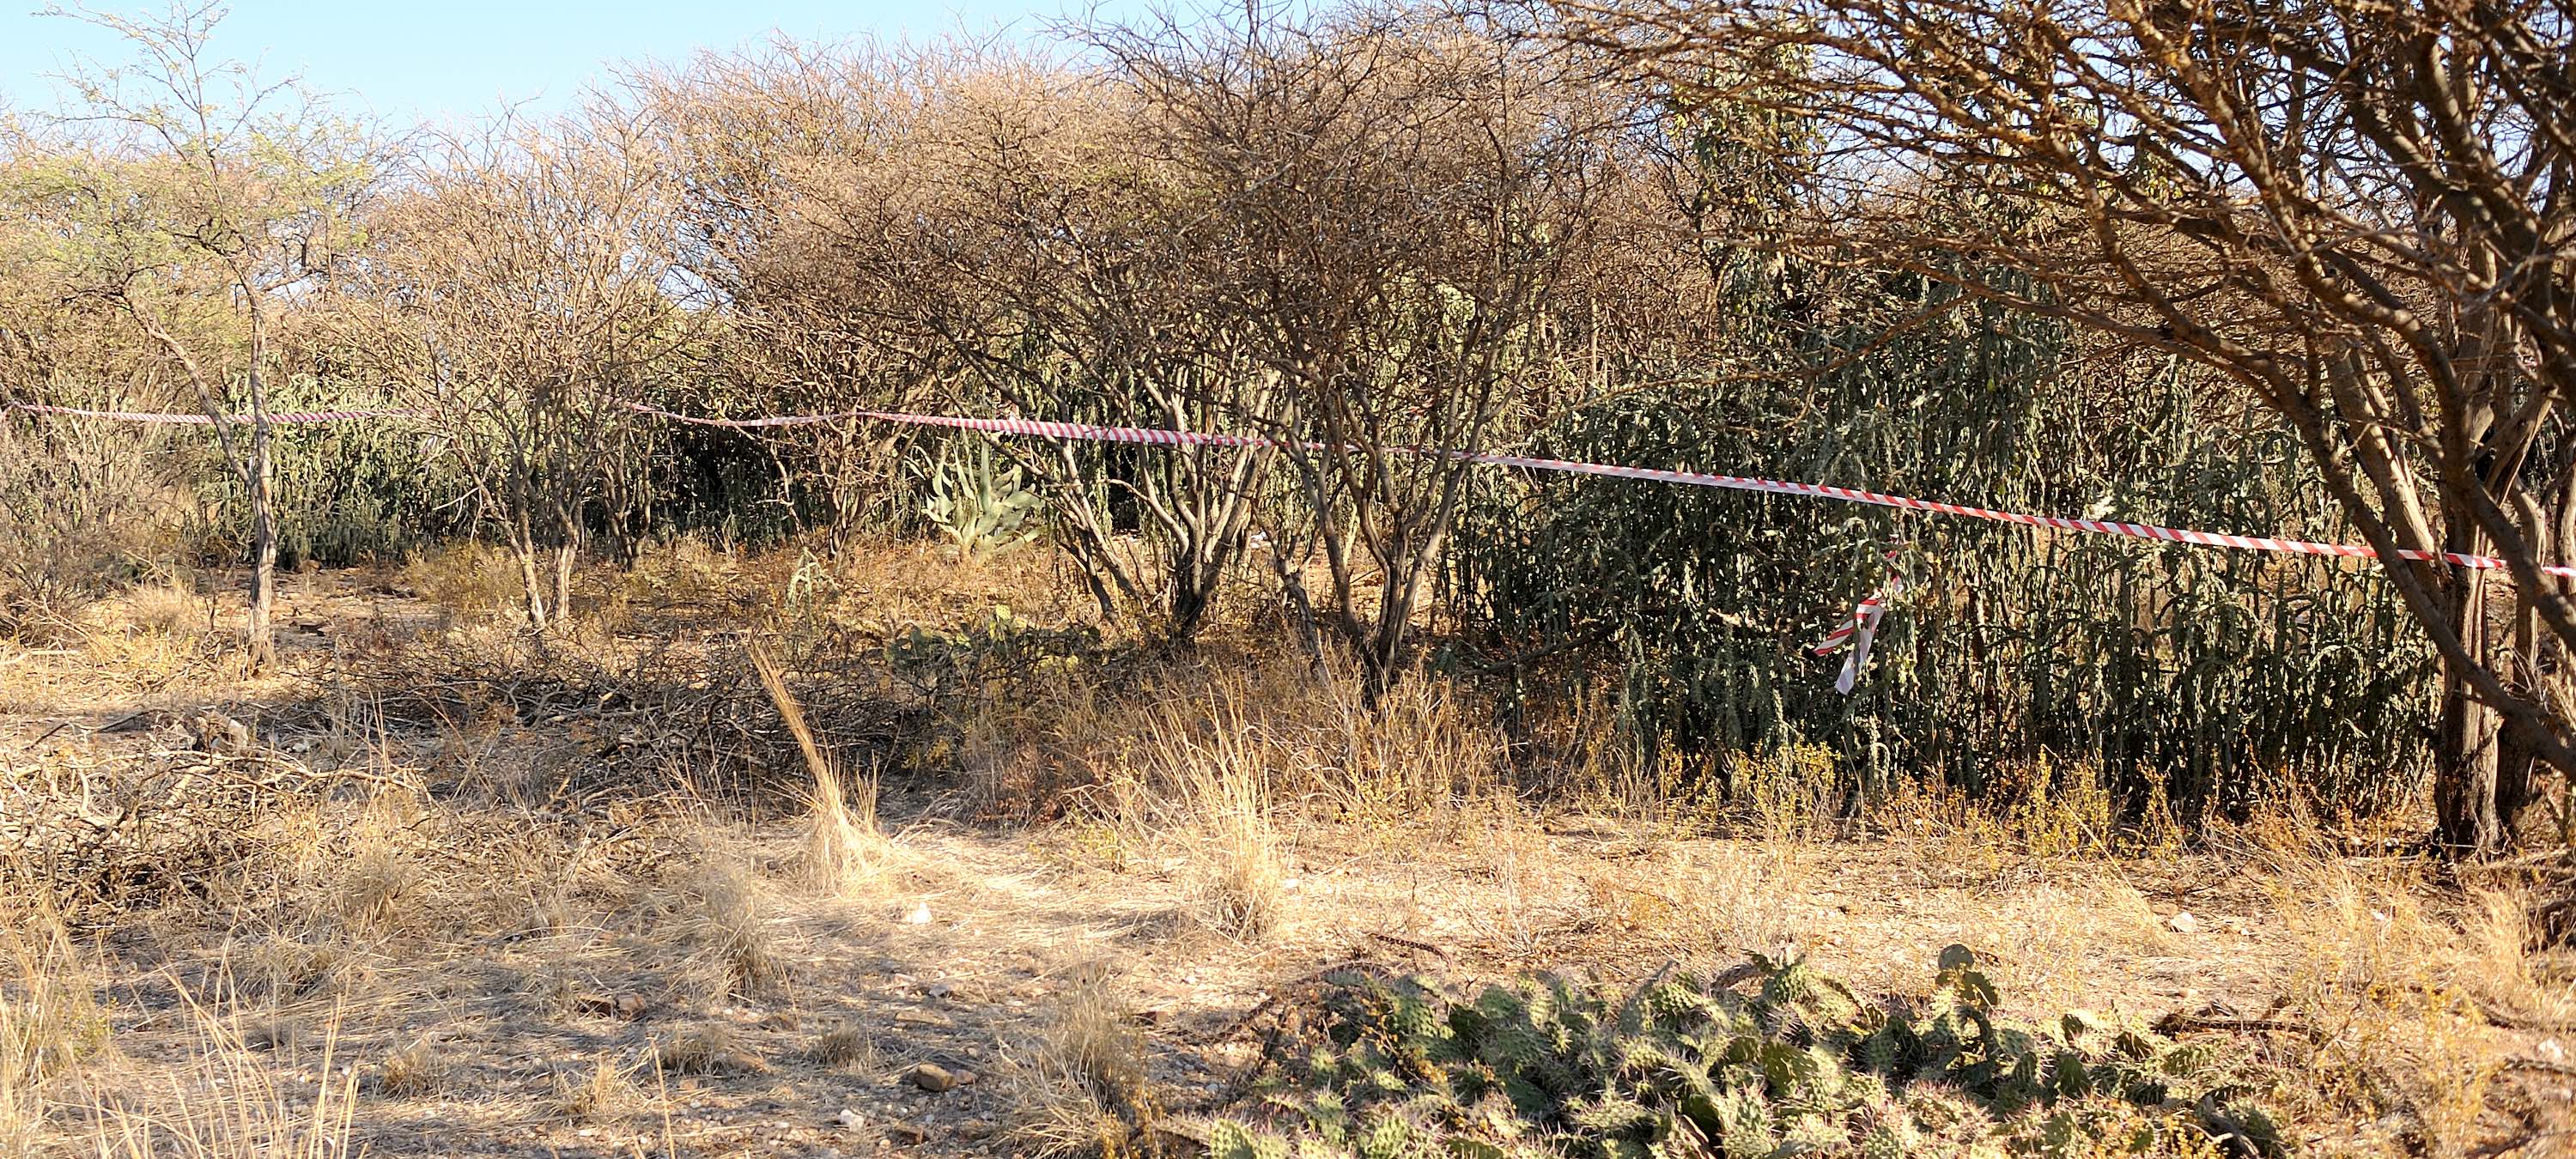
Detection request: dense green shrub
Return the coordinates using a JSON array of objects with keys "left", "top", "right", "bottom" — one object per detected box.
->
[
  {"left": 1454, "top": 278, "right": 2433, "bottom": 820},
  {"left": 179, "top": 377, "right": 472, "bottom": 567},
  {"left": 186, "top": 378, "right": 822, "bottom": 567},
  {"left": 1206, "top": 949, "right": 2281, "bottom": 1159}
]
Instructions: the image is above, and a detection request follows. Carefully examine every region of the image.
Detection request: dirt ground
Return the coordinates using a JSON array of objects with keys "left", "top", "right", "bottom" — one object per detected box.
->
[{"left": 3, "top": 557, "right": 2573, "bottom": 1157}]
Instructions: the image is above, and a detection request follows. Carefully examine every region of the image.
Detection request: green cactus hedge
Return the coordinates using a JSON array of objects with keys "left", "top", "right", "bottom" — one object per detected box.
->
[{"left": 1201, "top": 948, "right": 2281, "bottom": 1159}]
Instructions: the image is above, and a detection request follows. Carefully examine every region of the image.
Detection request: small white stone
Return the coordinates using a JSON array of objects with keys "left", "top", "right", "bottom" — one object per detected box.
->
[
  {"left": 903, "top": 902, "right": 933, "bottom": 925},
  {"left": 2167, "top": 911, "right": 2200, "bottom": 934}
]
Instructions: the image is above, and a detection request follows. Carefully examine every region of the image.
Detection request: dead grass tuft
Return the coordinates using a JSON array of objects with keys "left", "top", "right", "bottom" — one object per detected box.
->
[
  {"left": 0, "top": 428, "right": 189, "bottom": 646},
  {"left": 650, "top": 1026, "right": 745, "bottom": 1077},
  {"left": 0, "top": 920, "right": 110, "bottom": 1156},
  {"left": 368, "top": 1037, "right": 447, "bottom": 1098},
  {"left": 546, "top": 1057, "right": 631, "bottom": 1122},
  {"left": 233, "top": 937, "right": 355, "bottom": 1006},
  {"left": 0, "top": 1035, "right": 35, "bottom": 1158},
  {"left": 661, "top": 859, "right": 783, "bottom": 1001},
  {"left": 1678, "top": 840, "right": 1813, "bottom": 962},
  {"left": 1154, "top": 722, "right": 1289, "bottom": 942},
  {"left": 86, "top": 998, "right": 356, "bottom": 1158},
  {"left": 331, "top": 841, "right": 422, "bottom": 936},
  {"left": 2266, "top": 853, "right": 2574, "bottom": 1153},
  {"left": 238, "top": 1014, "right": 302, "bottom": 1053},
  {"left": 973, "top": 658, "right": 1510, "bottom": 832},
  {"left": 400, "top": 542, "right": 521, "bottom": 623},
  {"left": 1851, "top": 755, "right": 2186, "bottom": 871},
  {"left": 750, "top": 641, "right": 885, "bottom": 895},
  {"left": 1977, "top": 880, "right": 2170, "bottom": 1011},
  {"left": 1000, "top": 968, "right": 1148, "bottom": 1158},
  {"left": 117, "top": 575, "right": 208, "bottom": 637},
  {"left": 1190, "top": 807, "right": 1286, "bottom": 942},
  {"left": 617, "top": 535, "right": 743, "bottom": 611},
  {"left": 805, "top": 1023, "right": 877, "bottom": 1069},
  {"left": 1321, "top": 671, "right": 1507, "bottom": 818}
]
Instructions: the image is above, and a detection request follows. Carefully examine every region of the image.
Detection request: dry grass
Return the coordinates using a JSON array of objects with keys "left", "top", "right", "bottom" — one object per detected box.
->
[
  {"left": 545, "top": 1056, "right": 632, "bottom": 1123},
  {"left": 806, "top": 1023, "right": 878, "bottom": 1070},
  {"left": 367, "top": 1036, "right": 447, "bottom": 1098},
  {"left": 398, "top": 541, "right": 520, "bottom": 624},
  {"left": 750, "top": 640, "right": 885, "bottom": 895},
  {"left": 0, "top": 919, "right": 110, "bottom": 1158},
  {"left": 661, "top": 858, "right": 784, "bottom": 1002},
  {"left": 82, "top": 996, "right": 357, "bottom": 1159},
  {"left": 963, "top": 656, "right": 1510, "bottom": 832},
  {"left": 1670, "top": 839, "right": 1814, "bottom": 962},
  {"left": 1116, "top": 689, "right": 1295, "bottom": 941},
  {"left": 2260, "top": 856, "right": 2576, "bottom": 1154},
  {"left": 331, "top": 832, "right": 423, "bottom": 938},
  {"left": 0, "top": 429, "right": 191, "bottom": 647},
  {"left": 649, "top": 1026, "right": 748, "bottom": 1077},
  {"left": 999, "top": 968, "right": 1146, "bottom": 1158},
  {"left": 0, "top": 546, "right": 2567, "bottom": 1157},
  {"left": 116, "top": 576, "right": 208, "bottom": 638},
  {"left": 614, "top": 534, "right": 744, "bottom": 612},
  {"left": 1188, "top": 804, "right": 1287, "bottom": 943}
]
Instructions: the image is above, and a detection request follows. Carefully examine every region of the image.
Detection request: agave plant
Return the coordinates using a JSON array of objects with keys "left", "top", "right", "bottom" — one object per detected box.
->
[{"left": 921, "top": 440, "right": 1043, "bottom": 555}]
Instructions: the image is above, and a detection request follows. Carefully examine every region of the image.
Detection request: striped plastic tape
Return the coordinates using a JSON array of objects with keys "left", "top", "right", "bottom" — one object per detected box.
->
[{"left": 16, "top": 397, "right": 2561, "bottom": 580}]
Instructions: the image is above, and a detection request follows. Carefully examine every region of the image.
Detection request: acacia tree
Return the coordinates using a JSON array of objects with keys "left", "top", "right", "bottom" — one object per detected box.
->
[
  {"left": 1569, "top": 0, "right": 2576, "bottom": 853},
  {"left": 0, "top": 143, "right": 197, "bottom": 637},
  {"left": 642, "top": 42, "right": 1287, "bottom": 641},
  {"left": 339, "top": 113, "right": 702, "bottom": 627},
  {"left": 35, "top": 3, "right": 373, "bottom": 666},
  {"left": 632, "top": 41, "right": 957, "bottom": 536},
  {"left": 1102, "top": 7, "right": 1627, "bottom": 690},
  {"left": 916, "top": 57, "right": 1285, "bottom": 641}
]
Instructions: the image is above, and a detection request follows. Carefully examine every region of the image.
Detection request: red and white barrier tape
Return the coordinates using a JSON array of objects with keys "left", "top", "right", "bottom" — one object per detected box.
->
[
  {"left": 1810, "top": 550, "right": 1906, "bottom": 695},
  {"left": 628, "top": 402, "right": 2576, "bottom": 581},
  {"left": 1812, "top": 550, "right": 1904, "bottom": 654},
  {"left": 8, "top": 402, "right": 432, "bottom": 425},
  {"left": 1810, "top": 589, "right": 1893, "bottom": 656},
  {"left": 18, "top": 396, "right": 2567, "bottom": 581}
]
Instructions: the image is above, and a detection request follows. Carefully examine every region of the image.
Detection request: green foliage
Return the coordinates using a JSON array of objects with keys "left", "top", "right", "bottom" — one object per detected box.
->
[
  {"left": 1449, "top": 90, "right": 2432, "bottom": 825},
  {"left": 190, "top": 377, "right": 472, "bottom": 567},
  {"left": 921, "top": 440, "right": 1044, "bottom": 555},
  {"left": 1455, "top": 277, "right": 2433, "bottom": 821},
  {"left": 884, "top": 604, "right": 1101, "bottom": 700},
  {"left": 1212, "top": 950, "right": 2281, "bottom": 1159}
]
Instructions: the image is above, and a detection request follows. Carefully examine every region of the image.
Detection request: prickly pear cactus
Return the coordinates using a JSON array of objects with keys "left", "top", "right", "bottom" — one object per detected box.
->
[{"left": 1205, "top": 948, "right": 2282, "bottom": 1159}]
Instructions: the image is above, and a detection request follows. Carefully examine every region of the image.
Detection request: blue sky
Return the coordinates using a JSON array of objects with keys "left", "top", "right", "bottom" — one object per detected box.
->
[{"left": 1, "top": 1, "right": 1139, "bottom": 127}]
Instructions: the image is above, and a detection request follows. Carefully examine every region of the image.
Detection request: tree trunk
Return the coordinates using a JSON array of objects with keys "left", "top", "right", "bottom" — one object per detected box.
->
[
  {"left": 2431, "top": 513, "right": 2537, "bottom": 854},
  {"left": 1266, "top": 541, "right": 1329, "bottom": 681},
  {"left": 244, "top": 330, "right": 277, "bottom": 671},
  {"left": 515, "top": 513, "right": 550, "bottom": 628},
  {"left": 2493, "top": 598, "right": 2543, "bottom": 848},
  {"left": 551, "top": 532, "right": 577, "bottom": 626},
  {"left": 2433, "top": 615, "right": 2506, "bottom": 853},
  {"left": 1168, "top": 577, "right": 1210, "bottom": 644}
]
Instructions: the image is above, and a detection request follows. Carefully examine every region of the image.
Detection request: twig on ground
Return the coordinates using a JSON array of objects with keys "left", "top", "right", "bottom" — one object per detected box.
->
[{"left": 1364, "top": 929, "right": 1450, "bottom": 963}]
